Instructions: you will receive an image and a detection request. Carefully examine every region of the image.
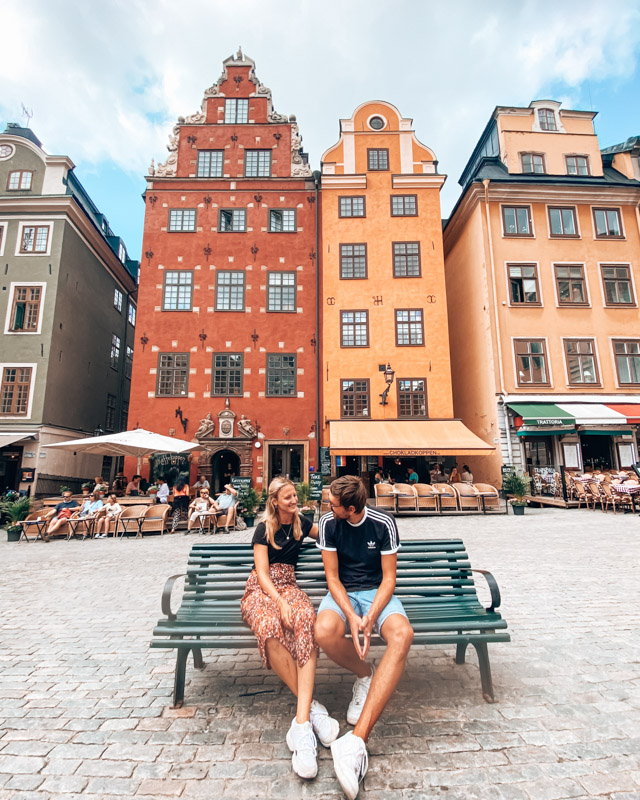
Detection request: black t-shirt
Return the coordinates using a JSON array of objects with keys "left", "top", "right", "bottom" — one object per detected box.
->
[
  {"left": 252, "top": 515, "right": 314, "bottom": 566},
  {"left": 317, "top": 506, "right": 399, "bottom": 591},
  {"left": 55, "top": 500, "right": 79, "bottom": 515}
]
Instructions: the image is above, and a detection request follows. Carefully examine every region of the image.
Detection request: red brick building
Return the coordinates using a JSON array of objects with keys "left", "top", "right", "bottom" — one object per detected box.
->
[{"left": 128, "top": 50, "right": 319, "bottom": 492}]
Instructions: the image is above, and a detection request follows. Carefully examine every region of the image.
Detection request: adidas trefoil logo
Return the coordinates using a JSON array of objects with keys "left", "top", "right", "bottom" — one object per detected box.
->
[{"left": 367, "top": 540, "right": 376, "bottom": 549}]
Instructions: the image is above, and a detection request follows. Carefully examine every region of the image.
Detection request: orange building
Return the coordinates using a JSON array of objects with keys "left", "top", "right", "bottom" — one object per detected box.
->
[
  {"left": 443, "top": 102, "right": 640, "bottom": 485},
  {"left": 320, "top": 101, "right": 491, "bottom": 488}
]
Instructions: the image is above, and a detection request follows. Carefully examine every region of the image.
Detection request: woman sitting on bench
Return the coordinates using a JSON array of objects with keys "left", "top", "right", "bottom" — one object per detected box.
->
[{"left": 241, "top": 477, "right": 339, "bottom": 781}]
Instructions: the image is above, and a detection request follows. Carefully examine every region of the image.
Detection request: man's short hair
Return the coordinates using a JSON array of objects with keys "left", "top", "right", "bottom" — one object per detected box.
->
[{"left": 329, "top": 475, "right": 367, "bottom": 513}]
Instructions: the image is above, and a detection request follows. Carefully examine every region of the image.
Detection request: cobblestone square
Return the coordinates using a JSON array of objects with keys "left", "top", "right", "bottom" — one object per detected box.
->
[{"left": 1, "top": 508, "right": 639, "bottom": 799}]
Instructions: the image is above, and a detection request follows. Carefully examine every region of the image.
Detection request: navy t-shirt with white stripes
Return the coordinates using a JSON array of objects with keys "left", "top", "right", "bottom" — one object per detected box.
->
[{"left": 317, "top": 505, "right": 400, "bottom": 591}]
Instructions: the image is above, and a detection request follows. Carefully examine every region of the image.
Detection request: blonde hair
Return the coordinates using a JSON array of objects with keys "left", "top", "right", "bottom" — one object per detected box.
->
[{"left": 261, "top": 477, "right": 302, "bottom": 549}]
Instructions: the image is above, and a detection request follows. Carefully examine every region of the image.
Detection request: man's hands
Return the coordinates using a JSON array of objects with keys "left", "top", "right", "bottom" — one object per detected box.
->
[{"left": 349, "top": 613, "right": 374, "bottom": 660}]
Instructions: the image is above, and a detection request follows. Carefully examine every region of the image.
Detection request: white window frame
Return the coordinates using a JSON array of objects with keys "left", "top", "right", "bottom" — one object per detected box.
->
[
  {"left": 597, "top": 261, "right": 638, "bottom": 308},
  {"left": 0, "top": 362, "right": 37, "bottom": 419},
  {"left": 551, "top": 262, "right": 591, "bottom": 309},
  {"left": 15, "top": 220, "right": 54, "bottom": 257},
  {"left": 510, "top": 336, "right": 554, "bottom": 389},
  {"left": 4, "top": 282, "right": 47, "bottom": 335},
  {"left": 0, "top": 220, "right": 7, "bottom": 256},
  {"left": 113, "top": 288, "right": 123, "bottom": 313}
]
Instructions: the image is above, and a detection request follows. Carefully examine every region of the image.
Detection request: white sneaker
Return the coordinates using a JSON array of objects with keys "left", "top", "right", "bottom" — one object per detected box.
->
[
  {"left": 346, "top": 664, "right": 374, "bottom": 726},
  {"left": 286, "top": 719, "right": 318, "bottom": 779},
  {"left": 309, "top": 699, "right": 340, "bottom": 747},
  {"left": 331, "top": 731, "right": 368, "bottom": 800}
]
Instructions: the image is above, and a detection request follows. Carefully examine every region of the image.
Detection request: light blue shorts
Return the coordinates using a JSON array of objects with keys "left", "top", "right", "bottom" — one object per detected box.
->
[{"left": 317, "top": 589, "right": 408, "bottom": 636}]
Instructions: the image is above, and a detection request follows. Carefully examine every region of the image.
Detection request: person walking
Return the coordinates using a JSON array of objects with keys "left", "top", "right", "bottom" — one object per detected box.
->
[
  {"left": 170, "top": 479, "right": 190, "bottom": 532},
  {"left": 315, "top": 476, "right": 413, "bottom": 799},
  {"left": 241, "top": 477, "right": 339, "bottom": 780}
]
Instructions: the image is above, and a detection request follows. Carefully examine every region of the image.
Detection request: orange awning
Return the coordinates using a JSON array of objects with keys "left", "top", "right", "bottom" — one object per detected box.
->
[
  {"left": 329, "top": 420, "right": 494, "bottom": 456},
  {"left": 605, "top": 404, "right": 640, "bottom": 424}
]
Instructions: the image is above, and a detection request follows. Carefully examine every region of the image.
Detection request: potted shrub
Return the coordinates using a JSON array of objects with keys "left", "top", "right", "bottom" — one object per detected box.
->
[
  {"left": 502, "top": 471, "right": 531, "bottom": 515},
  {"left": 1, "top": 493, "right": 32, "bottom": 542},
  {"left": 81, "top": 481, "right": 92, "bottom": 497},
  {"left": 296, "top": 482, "right": 316, "bottom": 523},
  {"left": 239, "top": 487, "right": 260, "bottom": 528}
]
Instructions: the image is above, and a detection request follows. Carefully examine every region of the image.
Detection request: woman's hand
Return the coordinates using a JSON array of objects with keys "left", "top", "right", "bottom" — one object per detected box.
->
[{"left": 277, "top": 595, "right": 293, "bottom": 630}]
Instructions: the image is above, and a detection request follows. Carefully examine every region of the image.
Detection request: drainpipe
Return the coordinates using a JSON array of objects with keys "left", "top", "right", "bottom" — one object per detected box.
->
[
  {"left": 313, "top": 171, "right": 321, "bottom": 470},
  {"left": 482, "top": 179, "right": 513, "bottom": 466}
]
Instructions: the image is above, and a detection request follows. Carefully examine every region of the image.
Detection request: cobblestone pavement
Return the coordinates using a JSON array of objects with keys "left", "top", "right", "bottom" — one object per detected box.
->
[{"left": 1, "top": 507, "right": 639, "bottom": 800}]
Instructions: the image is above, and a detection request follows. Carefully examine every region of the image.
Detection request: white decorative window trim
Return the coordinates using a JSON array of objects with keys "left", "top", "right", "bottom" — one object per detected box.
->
[
  {"left": 15, "top": 220, "right": 54, "bottom": 257},
  {"left": 367, "top": 114, "right": 387, "bottom": 131},
  {"left": 0, "top": 362, "right": 38, "bottom": 419},
  {"left": 4, "top": 282, "right": 47, "bottom": 335},
  {"left": 0, "top": 220, "right": 7, "bottom": 256},
  {"left": 530, "top": 100, "right": 565, "bottom": 133},
  {"left": 0, "top": 143, "right": 15, "bottom": 160}
]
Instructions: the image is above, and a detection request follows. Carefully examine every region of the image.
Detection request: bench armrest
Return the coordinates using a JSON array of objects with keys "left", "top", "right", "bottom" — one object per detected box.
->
[
  {"left": 161, "top": 574, "right": 186, "bottom": 621},
  {"left": 471, "top": 569, "right": 501, "bottom": 612}
]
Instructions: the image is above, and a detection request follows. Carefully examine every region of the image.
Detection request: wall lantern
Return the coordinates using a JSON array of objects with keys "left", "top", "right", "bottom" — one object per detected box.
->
[{"left": 379, "top": 363, "right": 395, "bottom": 406}]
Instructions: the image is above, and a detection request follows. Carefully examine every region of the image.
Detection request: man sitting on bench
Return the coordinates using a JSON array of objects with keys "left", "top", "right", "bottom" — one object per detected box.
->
[{"left": 315, "top": 476, "right": 413, "bottom": 800}]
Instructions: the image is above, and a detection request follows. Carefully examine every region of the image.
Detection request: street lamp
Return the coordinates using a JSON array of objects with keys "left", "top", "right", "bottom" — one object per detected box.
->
[
  {"left": 379, "top": 363, "right": 395, "bottom": 406},
  {"left": 93, "top": 425, "right": 104, "bottom": 437}
]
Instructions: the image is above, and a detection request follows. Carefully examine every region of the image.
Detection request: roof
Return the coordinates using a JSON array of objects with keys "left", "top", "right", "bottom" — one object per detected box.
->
[
  {"left": 470, "top": 156, "right": 640, "bottom": 188},
  {"left": 601, "top": 136, "right": 640, "bottom": 155}
]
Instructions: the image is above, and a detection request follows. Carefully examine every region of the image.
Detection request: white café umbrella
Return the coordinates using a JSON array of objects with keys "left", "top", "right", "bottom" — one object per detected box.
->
[{"left": 44, "top": 428, "right": 200, "bottom": 472}]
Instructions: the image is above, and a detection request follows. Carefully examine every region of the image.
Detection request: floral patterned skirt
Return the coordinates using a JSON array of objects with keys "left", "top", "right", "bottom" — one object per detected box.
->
[{"left": 241, "top": 563, "right": 317, "bottom": 669}]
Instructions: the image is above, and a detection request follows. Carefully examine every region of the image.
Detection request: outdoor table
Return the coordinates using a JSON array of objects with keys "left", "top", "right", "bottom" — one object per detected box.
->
[
  {"left": 195, "top": 509, "right": 224, "bottom": 534},
  {"left": 19, "top": 517, "right": 48, "bottom": 543},
  {"left": 390, "top": 488, "right": 415, "bottom": 513},
  {"left": 610, "top": 482, "right": 640, "bottom": 512},
  {"left": 66, "top": 515, "right": 96, "bottom": 540}
]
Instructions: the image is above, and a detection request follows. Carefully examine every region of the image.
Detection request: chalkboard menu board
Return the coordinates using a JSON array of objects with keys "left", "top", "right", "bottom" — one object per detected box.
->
[
  {"left": 309, "top": 472, "right": 323, "bottom": 500},
  {"left": 231, "top": 476, "right": 252, "bottom": 506},
  {"left": 320, "top": 447, "right": 331, "bottom": 475}
]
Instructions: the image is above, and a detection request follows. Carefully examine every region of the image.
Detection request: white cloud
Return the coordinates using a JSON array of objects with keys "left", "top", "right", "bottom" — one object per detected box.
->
[{"left": 1, "top": 0, "right": 639, "bottom": 219}]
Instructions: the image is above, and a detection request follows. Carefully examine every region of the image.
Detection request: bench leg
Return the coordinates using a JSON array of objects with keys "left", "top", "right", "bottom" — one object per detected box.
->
[
  {"left": 173, "top": 649, "right": 188, "bottom": 708},
  {"left": 192, "top": 646, "right": 205, "bottom": 670},
  {"left": 455, "top": 642, "right": 469, "bottom": 664},
  {"left": 472, "top": 641, "right": 495, "bottom": 703}
]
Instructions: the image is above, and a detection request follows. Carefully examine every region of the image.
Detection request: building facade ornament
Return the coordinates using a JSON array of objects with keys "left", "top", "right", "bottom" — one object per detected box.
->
[
  {"left": 238, "top": 415, "right": 257, "bottom": 438},
  {"left": 291, "top": 121, "right": 312, "bottom": 176},
  {"left": 194, "top": 412, "right": 215, "bottom": 440}
]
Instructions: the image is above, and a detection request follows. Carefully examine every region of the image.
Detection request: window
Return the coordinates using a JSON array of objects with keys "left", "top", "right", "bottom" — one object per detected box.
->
[
  {"left": 369, "top": 116, "right": 385, "bottom": 130},
  {"left": 340, "top": 244, "right": 367, "bottom": 279},
  {"left": 537, "top": 109, "right": 557, "bottom": 131},
  {"left": 613, "top": 340, "right": 640, "bottom": 385},
  {"left": 10, "top": 287, "right": 42, "bottom": 331},
  {"left": 395, "top": 309, "right": 424, "bottom": 346},
  {"left": 397, "top": 379, "right": 427, "bottom": 418},
  {"left": 564, "top": 339, "right": 599, "bottom": 385},
  {"left": 339, "top": 197, "right": 365, "bottom": 218},
  {"left": 268, "top": 209, "right": 296, "bottom": 232},
  {"left": 118, "top": 243, "right": 126, "bottom": 263},
  {"left": 390, "top": 195, "right": 417, "bottom": 216},
  {"left": 125, "top": 346, "right": 133, "bottom": 379},
  {"left": 168, "top": 209, "right": 196, "bottom": 232},
  {"left": 521, "top": 153, "right": 545, "bottom": 174},
  {"left": 110, "top": 334, "right": 121, "bottom": 370},
  {"left": 267, "top": 272, "right": 296, "bottom": 312},
  {"left": 216, "top": 271, "right": 245, "bottom": 311},
  {"left": 514, "top": 339, "right": 549, "bottom": 385},
  {"left": 157, "top": 353, "right": 189, "bottom": 396},
  {"left": 120, "top": 401, "right": 129, "bottom": 431},
  {"left": 593, "top": 208, "right": 623, "bottom": 238},
  {"left": 393, "top": 242, "right": 421, "bottom": 277},
  {"left": 7, "top": 170, "right": 32, "bottom": 190},
  {"left": 340, "top": 379, "right": 370, "bottom": 418},
  {"left": 20, "top": 225, "right": 49, "bottom": 253},
  {"left": 341, "top": 310, "right": 369, "bottom": 347},
  {"left": 105, "top": 394, "right": 117, "bottom": 431},
  {"left": 601, "top": 265, "right": 634, "bottom": 306},
  {"left": 245, "top": 150, "right": 271, "bottom": 177},
  {"left": 0, "top": 367, "right": 32, "bottom": 416},
  {"left": 197, "top": 150, "right": 224, "bottom": 178},
  {"left": 508, "top": 264, "right": 540, "bottom": 305},
  {"left": 566, "top": 155, "right": 589, "bottom": 175},
  {"left": 555, "top": 265, "right": 588, "bottom": 306},
  {"left": 163, "top": 271, "right": 193, "bottom": 311},
  {"left": 367, "top": 149, "right": 389, "bottom": 171},
  {"left": 113, "top": 288, "right": 123, "bottom": 312},
  {"left": 127, "top": 303, "right": 136, "bottom": 327},
  {"left": 225, "top": 98, "right": 249, "bottom": 124},
  {"left": 266, "top": 353, "right": 296, "bottom": 396},
  {"left": 219, "top": 208, "right": 246, "bottom": 232},
  {"left": 548, "top": 207, "right": 578, "bottom": 237},
  {"left": 502, "top": 206, "right": 532, "bottom": 236},
  {"left": 212, "top": 353, "right": 243, "bottom": 396}
]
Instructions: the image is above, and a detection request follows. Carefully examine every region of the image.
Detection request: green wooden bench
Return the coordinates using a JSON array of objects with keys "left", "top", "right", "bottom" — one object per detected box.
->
[{"left": 150, "top": 538, "right": 510, "bottom": 708}]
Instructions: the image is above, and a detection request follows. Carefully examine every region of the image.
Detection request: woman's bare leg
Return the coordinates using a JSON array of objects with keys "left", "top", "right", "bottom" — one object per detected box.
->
[
  {"left": 265, "top": 638, "right": 298, "bottom": 696},
  {"left": 295, "top": 650, "right": 316, "bottom": 723}
]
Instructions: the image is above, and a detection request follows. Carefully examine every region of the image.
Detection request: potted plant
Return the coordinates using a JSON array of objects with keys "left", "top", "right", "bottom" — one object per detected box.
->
[
  {"left": 1, "top": 493, "right": 32, "bottom": 542},
  {"left": 59, "top": 485, "right": 72, "bottom": 496},
  {"left": 502, "top": 471, "right": 531, "bottom": 515},
  {"left": 81, "top": 481, "right": 92, "bottom": 497},
  {"left": 296, "top": 482, "right": 316, "bottom": 523},
  {"left": 239, "top": 487, "right": 261, "bottom": 528}
]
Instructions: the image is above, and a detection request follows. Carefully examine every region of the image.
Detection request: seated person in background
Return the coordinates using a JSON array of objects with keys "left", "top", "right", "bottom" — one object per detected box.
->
[
  {"left": 461, "top": 464, "right": 474, "bottom": 482},
  {"left": 214, "top": 483, "right": 238, "bottom": 532},
  {"left": 125, "top": 475, "right": 143, "bottom": 496},
  {"left": 112, "top": 472, "right": 128, "bottom": 496},
  {"left": 93, "top": 476, "right": 109, "bottom": 494},
  {"left": 94, "top": 494, "right": 122, "bottom": 537},
  {"left": 193, "top": 474, "right": 211, "bottom": 493},
  {"left": 430, "top": 464, "right": 446, "bottom": 483},
  {"left": 187, "top": 488, "right": 217, "bottom": 532},
  {"left": 156, "top": 479, "right": 170, "bottom": 504},
  {"left": 407, "top": 467, "right": 418, "bottom": 484},
  {"left": 374, "top": 469, "right": 387, "bottom": 485},
  {"left": 449, "top": 465, "right": 461, "bottom": 484},
  {"left": 44, "top": 490, "right": 80, "bottom": 540}
]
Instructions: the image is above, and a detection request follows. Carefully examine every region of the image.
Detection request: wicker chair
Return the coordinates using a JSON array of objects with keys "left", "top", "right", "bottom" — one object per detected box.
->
[
  {"left": 139, "top": 504, "right": 171, "bottom": 536},
  {"left": 586, "top": 480, "right": 605, "bottom": 511},
  {"left": 413, "top": 484, "right": 438, "bottom": 511},
  {"left": 320, "top": 487, "right": 330, "bottom": 515},
  {"left": 451, "top": 482, "right": 481, "bottom": 510},
  {"left": 393, "top": 483, "right": 418, "bottom": 512},
  {"left": 374, "top": 483, "right": 396, "bottom": 511},
  {"left": 572, "top": 480, "right": 593, "bottom": 510},
  {"left": 116, "top": 505, "right": 148, "bottom": 538},
  {"left": 473, "top": 484, "right": 501, "bottom": 510},
  {"left": 433, "top": 483, "right": 458, "bottom": 511},
  {"left": 601, "top": 482, "right": 634, "bottom": 514}
]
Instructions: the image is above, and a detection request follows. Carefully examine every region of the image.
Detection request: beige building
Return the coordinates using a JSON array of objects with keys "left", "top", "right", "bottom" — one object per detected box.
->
[{"left": 443, "top": 102, "right": 640, "bottom": 486}]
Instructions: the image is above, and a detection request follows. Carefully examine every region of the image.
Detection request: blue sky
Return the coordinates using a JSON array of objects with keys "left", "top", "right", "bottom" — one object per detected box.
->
[{"left": 2, "top": 0, "right": 640, "bottom": 261}]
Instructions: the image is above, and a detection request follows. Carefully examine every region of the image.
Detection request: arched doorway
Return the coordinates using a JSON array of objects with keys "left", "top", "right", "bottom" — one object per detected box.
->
[{"left": 210, "top": 449, "right": 240, "bottom": 494}]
